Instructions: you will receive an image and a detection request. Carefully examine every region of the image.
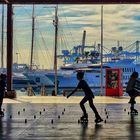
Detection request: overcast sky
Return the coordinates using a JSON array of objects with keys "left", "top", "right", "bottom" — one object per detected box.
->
[{"left": 0, "top": 4, "right": 140, "bottom": 68}]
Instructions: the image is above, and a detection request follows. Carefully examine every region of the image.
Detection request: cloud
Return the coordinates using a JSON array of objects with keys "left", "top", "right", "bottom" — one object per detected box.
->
[{"left": 1, "top": 4, "right": 140, "bottom": 68}]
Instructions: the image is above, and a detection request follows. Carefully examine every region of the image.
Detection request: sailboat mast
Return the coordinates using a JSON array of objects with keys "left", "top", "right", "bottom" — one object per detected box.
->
[
  {"left": 30, "top": 4, "right": 35, "bottom": 70},
  {"left": 81, "top": 30, "right": 86, "bottom": 59},
  {"left": 1, "top": 4, "right": 4, "bottom": 68},
  {"left": 100, "top": 5, "right": 103, "bottom": 96},
  {"left": 54, "top": 5, "right": 58, "bottom": 96}
]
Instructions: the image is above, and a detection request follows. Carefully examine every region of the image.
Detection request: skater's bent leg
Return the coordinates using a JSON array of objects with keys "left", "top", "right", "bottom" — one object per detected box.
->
[
  {"left": 88, "top": 98, "right": 100, "bottom": 118},
  {"left": 0, "top": 98, "right": 3, "bottom": 112},
  {"left": 130, "top": 97, "right": 135, "bottom": 112},
  {"left": 80, "top": 97, "right": 88, "bottom": 115},
  {"left": 134, "top": 90, "right": 139, "bottom": 98},
  {"left": 130, "top": 103, "right": 134, "bottom": 110}
]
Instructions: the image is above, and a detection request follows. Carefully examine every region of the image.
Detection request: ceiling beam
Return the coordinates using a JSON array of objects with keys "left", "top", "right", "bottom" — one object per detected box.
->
[{"left": 0, "top": 0, "right": 140, "bottom": 4}]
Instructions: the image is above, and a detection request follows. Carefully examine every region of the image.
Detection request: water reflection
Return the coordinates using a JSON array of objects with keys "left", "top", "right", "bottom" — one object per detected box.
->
[
  {"left": 80, "top": 122, "right": 103, "bottom": 140},
  {"left": 0, "top": 118, "right": 3, "bottom": 138},
  {"left": 80, "top": 122, "right": 88, "bottom": 140},
  {"left": 129, "top": 114, "right": 136, "bottom": 140}
]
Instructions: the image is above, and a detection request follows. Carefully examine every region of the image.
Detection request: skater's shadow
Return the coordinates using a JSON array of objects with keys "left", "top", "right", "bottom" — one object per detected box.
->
[
  {"left": 129, "top": 114, "right": 136, "bottom": 140},
  {"left": 80, "top": 122, "right": 88, "bottom": 140},
  {"left": 80, "top": 122, "right": 103, "bottom": 139},
  {"left": 92, "top": 123, "right": 103, "bottom": 138},
  {"left": 0, "top": 118, "right": 3, "bottom": 138}
]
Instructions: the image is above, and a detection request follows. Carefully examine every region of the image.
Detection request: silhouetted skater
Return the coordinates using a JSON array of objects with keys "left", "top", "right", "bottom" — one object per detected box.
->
[
  {"left": 126, "top": 71, "right": 139, "bottom": 114},
  {"left": 67, "top": 72, "right": 103, "bottom": 123},
  {"left": 0, "top": 74, "right": 6, "bottom": 117}
]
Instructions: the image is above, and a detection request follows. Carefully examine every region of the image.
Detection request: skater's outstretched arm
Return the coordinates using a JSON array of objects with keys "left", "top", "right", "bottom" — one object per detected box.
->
[{"left": 67, "top": 87, "right": 78, "bottom": 98}]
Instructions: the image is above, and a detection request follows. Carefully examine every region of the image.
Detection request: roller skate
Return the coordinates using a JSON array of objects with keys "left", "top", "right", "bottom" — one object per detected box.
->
[
  {"left": 0, "top": 111, "right": 4, "bottom": 117},
  {"left": 128, "top": 99, "right": 136, "bottom": 104},
  {"left": 130, "top": 108, "right": 138, "bottom": 115},
  {"left": 95, "top": 116, "right": 103, "bottom": 124},
  {"left": 79, "top": 113, "right": 88, "bottom": 123}
]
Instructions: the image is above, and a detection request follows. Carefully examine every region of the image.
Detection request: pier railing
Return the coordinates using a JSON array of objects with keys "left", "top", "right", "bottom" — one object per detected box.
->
[{"left": 62, "top": 89, "right": 83, "bottom": 96}]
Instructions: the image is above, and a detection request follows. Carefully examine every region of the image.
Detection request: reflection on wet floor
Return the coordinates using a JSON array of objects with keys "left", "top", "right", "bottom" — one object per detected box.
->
[{"left": 0, "top": 103, "right": 139, "bottom": 140}]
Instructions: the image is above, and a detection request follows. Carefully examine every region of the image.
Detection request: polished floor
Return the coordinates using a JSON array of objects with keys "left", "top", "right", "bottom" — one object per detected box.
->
[{"left": 1, "top": 96, "right": 140, "bottom": 140}]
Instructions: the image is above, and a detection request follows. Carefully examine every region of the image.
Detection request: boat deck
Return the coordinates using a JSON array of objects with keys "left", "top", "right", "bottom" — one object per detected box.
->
[{"left": 1, "top": 96, "right": 140, "bottom": 140}]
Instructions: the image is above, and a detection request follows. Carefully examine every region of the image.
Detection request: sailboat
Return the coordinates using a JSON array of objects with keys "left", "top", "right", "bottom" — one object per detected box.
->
[
  {"left": 0, "top": 5, "right": 54, "bottom": 89},
  {"left": 2, "top": 5, "right": 140, "bottom": 93},
  {"left": 22, "top": 5, "right": 55, "bottom": 88},
  {"left": 0, "top": 5, "right": 30, "bottom": 89},
  {"left": 43, "top": 5, "right": 140, "bottom": 91}
]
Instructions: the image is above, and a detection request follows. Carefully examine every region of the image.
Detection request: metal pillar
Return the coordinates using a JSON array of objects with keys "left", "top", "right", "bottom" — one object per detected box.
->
[
  {"left": 1, "top": 4, "right": 4, "bottom": 68},
  {"left": 6, "top": 3, "right": 16, "bottom": 98},
  {"left": 100, "top": 5, "right": 103, "bottom": 96},
  {"left": 54, "top": 6, "right": 58, "bottom": 96}
]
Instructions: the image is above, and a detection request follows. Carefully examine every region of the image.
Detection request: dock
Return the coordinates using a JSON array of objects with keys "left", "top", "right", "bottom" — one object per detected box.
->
[{"left": 1, "top": 95, "right": 140, "bottom": 140}]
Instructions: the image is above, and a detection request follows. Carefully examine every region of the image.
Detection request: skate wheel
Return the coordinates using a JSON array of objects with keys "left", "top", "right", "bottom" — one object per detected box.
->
[
  {"left": 95, "top": 119, "right": 103, "bottom": 124},
  {"left": 80, "top": 119, "right": 88, "bottom": 123}
]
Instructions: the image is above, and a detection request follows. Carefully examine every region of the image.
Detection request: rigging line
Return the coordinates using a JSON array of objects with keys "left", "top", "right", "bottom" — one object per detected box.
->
[
  {"left": 35, "top": 20, "right": 53, "bottom": 65},
  {"left": 103, "top": 46, "right": 112, "bottom": 51},
  {"left": 129, "top": 47, "right": 137, "bottom": 53},
  {"left": 103, "top": 48, "right": 109, "bottom": 54},
  {"left": 13, "top": 34, "right": 19, "bottom": 62},
  {"left": 61, "top": 34, "right": 70, "bottom": 51},
  {"left": 36, "top": 39, "right": 53, "bottom": 68},
  {"left": 59, "top": 37, "right": 64, "bottom": 54},
  {"left": 13, "top": 6, "right": 29, "bottom": 18},
  {"left": 126, "top": 45, "right": 136, "bottom": 52},
  {"left": 44, "top": 5, "right": 57, "bottom": 15},
  {"left": 35, "top": 18, "right": 59, "bottom": 68},
  {"left": 123, "top": 41, "right": 137, "bottom": 50},
  {"left": 13, "top": 18, "right": 31, "bottom": 65},
  {"left": 21, "top": 5, "right": 34, "bottom": 17},
  {"left": 59, "top": 23, "right": 77, "bottom": 51},
  {"left": 13, "top": 27, "right": 26, "bottom": 64},
  {"left": 60, "top": 7, "right": 78, "bottom": 46},
  {"left": 59, "top": 35, "right": 68, "bottom": 53},
  {"left": 13, "top": 6, "right": 33, "bottom": 24},
  {"left": 41, "top": 6, "right": 57, "bottom": 23},
  {"left": 35, "top": 20, "right": 53, "bottom": 61},
  {"left": 33, "top": 36, "right": 39, "bottom": 65},
  {"left": 33, "top": 39, "right": 46, "bottom": 66},
  {"left": 14, "top": 8, "right": 31, "bottom": 27},
  {"left": 35, "top": 5, "right": 57, "bottom": 18},
  {"left": 55, "top": 22, "right": 67, "bottom": 50},
  {"left": 34, "top": 31, "right": 52, "bottom": 67},
  {"left": 58, "top": 26, "right": 71, "bottom": 51},
  {"left": 35, "top": 40, "right": 49, "bottom": 66},
  {"left": 34, "top": 5, "right": 46, "bottom": 17}
]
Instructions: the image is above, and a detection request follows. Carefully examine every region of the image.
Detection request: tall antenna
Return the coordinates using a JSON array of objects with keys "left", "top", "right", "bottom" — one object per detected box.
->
[
  {"left": 30, "top": 4, "right": 35, "bottom": 70},
  {"left": 1, "top": 4, "right": 4, "bottom": 68},
  {"left": 81, "top": 30, "right": 86, "bottom": 59},
  {"left": 54, "top": 5, "right": 58, "bottom": 96},
  {"left": 100, "top": 5, "right": 103, "bottom": 96}
]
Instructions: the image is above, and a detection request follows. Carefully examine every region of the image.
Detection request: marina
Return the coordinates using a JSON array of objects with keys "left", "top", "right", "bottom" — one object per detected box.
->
[
  {"left": 0, "top": 4, "right": 140, "bottom": 94},
  {"left": 1, "top": 1, "right": 140, "bottom": 140}
]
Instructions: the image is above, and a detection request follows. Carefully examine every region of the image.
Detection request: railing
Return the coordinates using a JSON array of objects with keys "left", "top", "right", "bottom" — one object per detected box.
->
[{"left": 62, "top": 89, "right": 83, "bottom": 96}]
